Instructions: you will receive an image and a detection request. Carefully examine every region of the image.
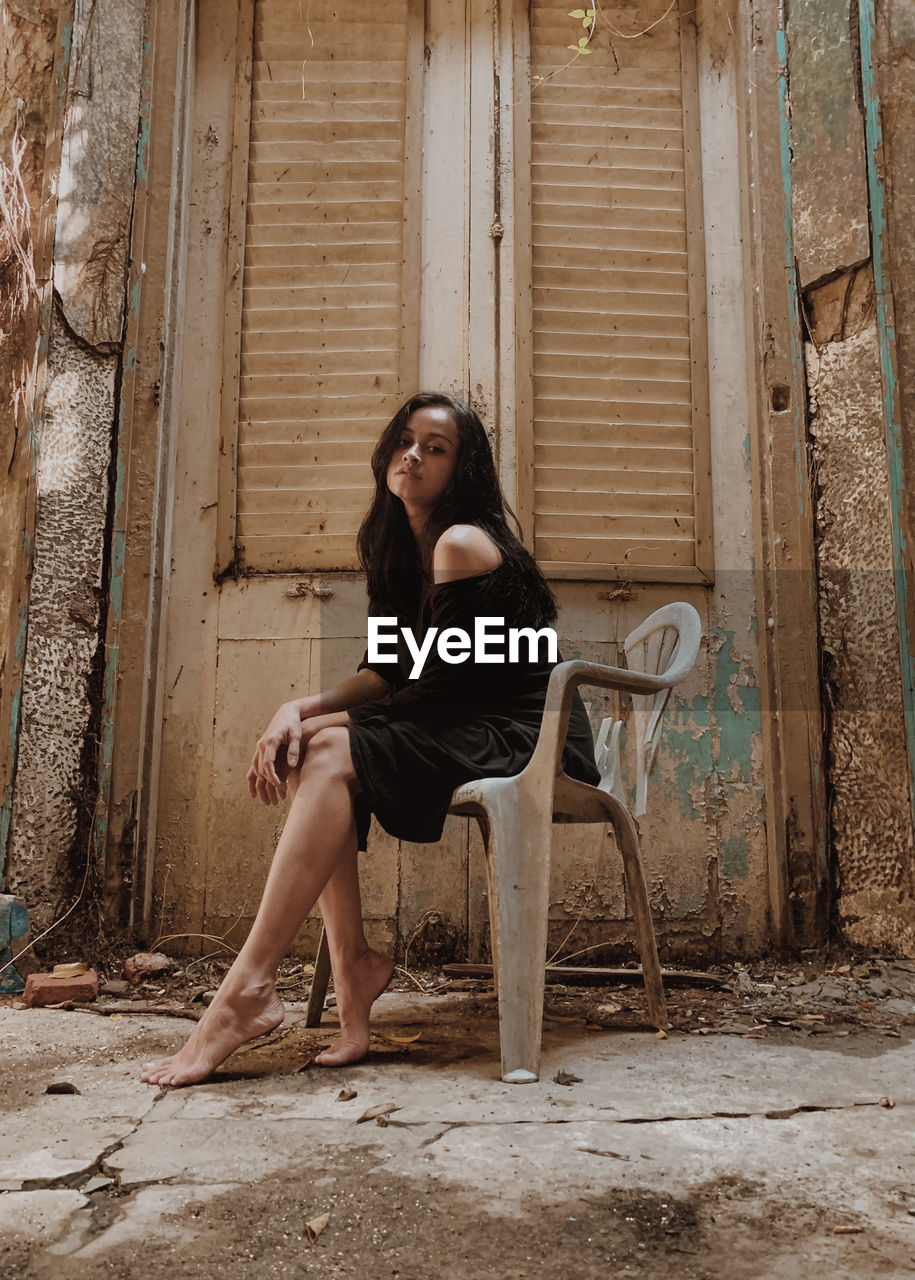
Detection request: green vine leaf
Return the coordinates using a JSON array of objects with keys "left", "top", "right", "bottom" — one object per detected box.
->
[{"left": 568, "top": 8, "right": 587, "bottom": 16}]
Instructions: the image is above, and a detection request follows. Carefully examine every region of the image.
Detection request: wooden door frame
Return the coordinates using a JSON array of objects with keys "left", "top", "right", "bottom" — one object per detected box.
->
[{"left": 107, "top": 0, "right": 826, "bottom": 950}]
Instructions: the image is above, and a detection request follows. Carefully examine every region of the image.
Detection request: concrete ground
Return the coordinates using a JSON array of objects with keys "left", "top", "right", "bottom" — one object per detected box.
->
[{"left": 1, "top": 983, "right": 914, "bottom": 1279}]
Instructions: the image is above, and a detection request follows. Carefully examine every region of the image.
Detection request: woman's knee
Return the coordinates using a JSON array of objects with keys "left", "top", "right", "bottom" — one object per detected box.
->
[{"left": 301, "top": 726, "right": 356, "bottom": 783}]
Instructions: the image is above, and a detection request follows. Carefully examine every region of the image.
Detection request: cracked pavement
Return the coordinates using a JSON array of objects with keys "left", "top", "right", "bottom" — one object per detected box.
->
[{"left": 1, "top": 989, "right": 914, "bottom": 1277}]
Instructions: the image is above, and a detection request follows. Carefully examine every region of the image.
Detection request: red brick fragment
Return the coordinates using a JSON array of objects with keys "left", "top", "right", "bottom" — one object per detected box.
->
[
  {"left": 123, "top": 952, "right": 171, "bottom": 984},
  {"left": 23, "top": 969, "right": 99, "bottom": 1007}
]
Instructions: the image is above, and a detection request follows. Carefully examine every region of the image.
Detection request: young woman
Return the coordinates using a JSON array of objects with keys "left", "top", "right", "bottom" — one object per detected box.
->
[{"left": 141, "top": 392, "right": 598, "bottom": 1086}]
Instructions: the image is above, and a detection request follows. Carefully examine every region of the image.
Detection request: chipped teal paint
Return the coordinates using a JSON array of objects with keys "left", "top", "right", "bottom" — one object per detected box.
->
[
  {"left": 710, "top": 628, "right": 762, "bottom": 785},
  {"left": 0, "top": 793, "right": 12, "bottom": 886},
  {"left": 663, "top": 691, "right": 713, "bottom": 820},
  {"left": 859, "top": 0, "right": 915, "bottom": 819},
  {"left": 60, "top": 21, "right": 73, "bottom": 85},
  {"left": 777, "top": 19, "right": 808, "bottom": 518},
  {"left": 658, "top": 634, "right": 763, "bottom": 833},
  {"left": 673, "top": 893, "right": 705, "bottom": 919},
  {"left": 125, "top": 345, "right": 137, "bottom": 372},
  {"left": 795, "top": 440, "right": 805, "bottom": 514},
  {"left": 136, "top": 113, "right": 150, "bottom": 183},
  {"left": 788, "top": 0, "right": 859, "bottom": 156},
  {"left": 742, "top": 432, "right": 751, "bottom": 472},
  {"left": 721, "top": 835, "right": 749, "bottom": 879}
]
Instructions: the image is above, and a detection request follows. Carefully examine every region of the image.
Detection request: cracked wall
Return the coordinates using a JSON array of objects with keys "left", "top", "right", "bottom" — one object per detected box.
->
[
  {"left": 4, "top": 0, "right": 146, "bottom": 928},
  {"left": 790, "top": 0, "right": 915, "bottom": 952}
]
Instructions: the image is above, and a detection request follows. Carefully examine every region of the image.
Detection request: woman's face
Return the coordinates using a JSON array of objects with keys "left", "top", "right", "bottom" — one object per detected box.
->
[{"left": 385, "top": 405, "right": 460, "bottom": 514}]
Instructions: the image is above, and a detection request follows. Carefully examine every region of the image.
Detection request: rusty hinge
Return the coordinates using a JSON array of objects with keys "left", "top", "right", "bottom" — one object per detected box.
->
[{"left": 285, "top": 581, "right": 334, "bottom": 600}]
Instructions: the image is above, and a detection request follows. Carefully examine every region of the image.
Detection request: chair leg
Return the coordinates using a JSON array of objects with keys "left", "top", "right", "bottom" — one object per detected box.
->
[
  {"left": 304, "top": 922, "right": 332, "bottom": 1027},
  {"left": 483, "top": 784, "right": 553, "bottom": 1083},
  {"left": 472, "top": 813, "right": 499, "bottom": 999},
  {"left": 616, "top": 818, "right": 668, "bottom": 1030}
]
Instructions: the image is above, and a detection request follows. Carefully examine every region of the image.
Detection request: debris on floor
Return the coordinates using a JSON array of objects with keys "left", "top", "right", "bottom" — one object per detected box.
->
[
  {"left": 23, "top": 967, "right": 99, "bottom": 1008},
  {"left": 3, "top": 952, "right": 915, "bottom": 1051}
]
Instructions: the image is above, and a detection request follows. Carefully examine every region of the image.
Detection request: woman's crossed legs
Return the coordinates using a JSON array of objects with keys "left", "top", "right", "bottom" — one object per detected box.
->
[{"left": 140, "top": 727, "right": 393, "bottom": 1086}]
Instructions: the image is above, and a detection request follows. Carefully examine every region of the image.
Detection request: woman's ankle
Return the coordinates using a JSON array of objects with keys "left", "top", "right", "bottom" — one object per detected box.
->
[
  {"left": 328, "top": 941, "right": 376, "bottom": 967},
  {"left": 220, "top": 968, "right": 277, "bottom": 1001}
]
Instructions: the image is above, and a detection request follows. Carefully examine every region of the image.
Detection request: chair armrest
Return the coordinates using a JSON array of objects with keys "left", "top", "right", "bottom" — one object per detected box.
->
[
  {"left": 551, "top": 659, "right": 674, "bottom": 698},
  {"left": 523, "top": 659, "right": 672, "bottom": 786}
]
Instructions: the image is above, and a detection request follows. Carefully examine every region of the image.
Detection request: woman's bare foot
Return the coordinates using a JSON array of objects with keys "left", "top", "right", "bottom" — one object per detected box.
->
[
  {"left": 315, "top": 948, "right": 394, "bottom": 1068},
  {"left": 140, "top": 978, "right": 285, "bottom": 1087}
]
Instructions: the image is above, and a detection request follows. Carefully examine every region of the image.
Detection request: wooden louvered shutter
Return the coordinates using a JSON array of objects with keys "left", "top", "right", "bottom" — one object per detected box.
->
[
  {"left": 219, "top": 0, "right": 421, "bottom": 573},
  {"left": 526, "top": 0, "right": 712, "bottom": 581}
]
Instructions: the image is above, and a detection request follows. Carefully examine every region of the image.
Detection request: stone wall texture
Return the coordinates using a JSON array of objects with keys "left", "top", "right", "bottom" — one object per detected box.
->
[
  {"left": 807, "top": 326, "right": 915, "bottom": 951},
  {"left": 4, "top": 0, "right": 146, "bottom": 928},
  {"left": 5, "top": 322, "right": 115, "bottom": 922},
  {"left": 791, "top": 0, "right": 915, "bottom": 954}
]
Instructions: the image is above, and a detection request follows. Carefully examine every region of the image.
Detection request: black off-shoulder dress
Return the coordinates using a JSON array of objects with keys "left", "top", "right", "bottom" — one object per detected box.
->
[{"left": 347, "top": 560, "right": 600, "bottom": 849}]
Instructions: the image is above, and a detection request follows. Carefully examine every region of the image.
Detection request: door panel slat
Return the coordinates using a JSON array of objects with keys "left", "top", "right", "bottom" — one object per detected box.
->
[
  {"left": 529, "top": 0, "right": 704, "bottom": 576},
  {"left": 232, "top": 0, "right": 417, "bottom": 571}
]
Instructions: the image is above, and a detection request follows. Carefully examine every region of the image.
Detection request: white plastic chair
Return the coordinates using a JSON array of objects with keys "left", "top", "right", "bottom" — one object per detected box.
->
[{"left": 306, "top": 602, "right": 703, "bottom": 1082}]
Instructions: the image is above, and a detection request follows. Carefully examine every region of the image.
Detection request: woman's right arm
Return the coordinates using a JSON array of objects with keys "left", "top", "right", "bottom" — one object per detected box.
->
[
  {"left": 248, "top": 667, "right": 391, "bottom": 802},
  {"left": 293, "top": 667, "right": 392, "bottom": 721}
]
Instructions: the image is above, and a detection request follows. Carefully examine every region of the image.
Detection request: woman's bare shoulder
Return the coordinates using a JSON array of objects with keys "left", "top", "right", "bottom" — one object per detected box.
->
[{"left": 432, "top": 525, "right": 502, "bottom": 583}]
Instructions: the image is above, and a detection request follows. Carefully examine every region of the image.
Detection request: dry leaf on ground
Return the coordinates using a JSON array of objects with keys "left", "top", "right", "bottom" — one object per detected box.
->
[
  {"left": 305, "top": 1212, "right": 330, "bottom": 1242},
  {"left": 355, "top": 1102, "right": 401, "bottom": 1124}
]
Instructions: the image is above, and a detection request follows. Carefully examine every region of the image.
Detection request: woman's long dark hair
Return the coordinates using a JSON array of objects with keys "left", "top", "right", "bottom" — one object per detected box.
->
[{"left": 357, "top": 392, "right": 557, "bottom": 627}]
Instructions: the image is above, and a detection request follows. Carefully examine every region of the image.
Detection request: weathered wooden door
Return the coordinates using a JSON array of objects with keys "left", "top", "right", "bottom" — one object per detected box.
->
[{"left": 151, "top": 0, "right": 710, "bottom": 958}]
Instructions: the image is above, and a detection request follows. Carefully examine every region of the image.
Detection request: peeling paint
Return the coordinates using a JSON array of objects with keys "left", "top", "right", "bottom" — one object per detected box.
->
[
  {"left": 136, "top": 114, "right": 150, "bottom": 183},
  {"left": 642, "top": 628, "right": 763, "bottom": 921},
  {"left": 721, "top": 835, "right": 749, "bottom": 879},
  {"left": 674, "top": 892, "right": 705, "bottom": 919}
]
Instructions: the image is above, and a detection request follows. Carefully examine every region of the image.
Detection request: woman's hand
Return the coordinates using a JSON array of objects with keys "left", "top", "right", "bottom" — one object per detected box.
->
[
  {"left": 247, "top": 700, "right": 307, "bottom": 805},
  {"left": 248, "top": 704, "right": 351, "bottom": 805}
]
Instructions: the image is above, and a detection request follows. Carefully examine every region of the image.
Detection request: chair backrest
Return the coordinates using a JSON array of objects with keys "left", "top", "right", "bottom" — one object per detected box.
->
[{"left": 624, "top": 603, "right": 703, "bottom": 817}]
